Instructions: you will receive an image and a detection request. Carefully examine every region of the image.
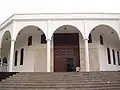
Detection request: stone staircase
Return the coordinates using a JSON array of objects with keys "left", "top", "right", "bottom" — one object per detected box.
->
[{"left": 0, "top": 71, "right": 120, "bottom": 90}]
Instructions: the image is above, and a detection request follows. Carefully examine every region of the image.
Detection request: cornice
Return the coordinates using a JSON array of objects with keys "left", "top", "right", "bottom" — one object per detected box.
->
[{"left": 1, "top": 13, "right": 120, "bottom": 30}]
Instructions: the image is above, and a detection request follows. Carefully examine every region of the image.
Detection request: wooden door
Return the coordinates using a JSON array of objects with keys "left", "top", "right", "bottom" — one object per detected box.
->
[
  {"left": 54, "top": 33, "right": 80, "bottom": 72},
  {"left": 54, "top": 46, "right": 66, "bottom": 72}
]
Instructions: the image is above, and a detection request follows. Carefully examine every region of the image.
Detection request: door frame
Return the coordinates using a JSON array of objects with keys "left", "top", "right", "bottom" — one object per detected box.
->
[{"left": 53, "top": 33, "right": 80, "bottom": 72}]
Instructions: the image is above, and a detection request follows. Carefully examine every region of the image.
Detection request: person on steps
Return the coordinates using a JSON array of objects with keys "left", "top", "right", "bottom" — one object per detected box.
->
[{"left": 76, "top": 66, "right": 80, "bottom": 72}]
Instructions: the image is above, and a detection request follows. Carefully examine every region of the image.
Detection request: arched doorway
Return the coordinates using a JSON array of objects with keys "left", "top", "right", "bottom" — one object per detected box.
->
[
  {"left": 88, "top": 25, "right": 120, "bottom": 71},
  {"left": 53, "top": 25, "right": 83, "bottom": 72},
  {"left": 1, "top": 31, "right": 11, "bottom": 72}
]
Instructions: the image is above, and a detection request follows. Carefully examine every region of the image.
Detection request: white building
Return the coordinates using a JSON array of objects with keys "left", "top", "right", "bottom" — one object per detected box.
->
[{"left": 0, "top": 13, "right": 120, "bottom": 72}]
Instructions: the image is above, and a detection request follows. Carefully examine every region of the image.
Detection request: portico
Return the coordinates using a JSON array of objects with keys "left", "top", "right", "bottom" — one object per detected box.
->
[{"left": 0, "top": 13, "right": 120, "bottom": 72}]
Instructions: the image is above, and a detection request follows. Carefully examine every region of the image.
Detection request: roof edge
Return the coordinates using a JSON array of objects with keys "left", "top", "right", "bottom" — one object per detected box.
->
[{"left": 1, "top": 13, "right": 120, "bottom": 30}]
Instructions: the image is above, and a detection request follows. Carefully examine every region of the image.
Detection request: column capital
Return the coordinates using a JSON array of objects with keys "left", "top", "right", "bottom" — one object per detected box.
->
[
  {"left": 83, "top": 38, "right": 89, "bottom": 40},
  {"left": 10, "top": 39, "right": 16, "bottom": 41},
  {"left": 46, "top": 39, "right": 51, "bottom": 41}
]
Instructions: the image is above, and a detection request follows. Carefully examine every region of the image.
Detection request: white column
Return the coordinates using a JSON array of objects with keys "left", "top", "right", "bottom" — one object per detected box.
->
[
  {"left": 9, "top": 39, "right": 15, "bottom": 72},
  {"left": 84, "top": 39, "right": 90, "bottom": 71},
  {"left": 47, "top": 39, "right": 51, "bottom": 72}
]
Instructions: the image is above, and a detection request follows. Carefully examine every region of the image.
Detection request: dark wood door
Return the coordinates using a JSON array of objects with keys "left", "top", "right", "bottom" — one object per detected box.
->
[
  {"left": 54, "top": 46, "right": 66, "bottom": 72},
  {"left": 54, "top": 33, "right": 80, "bottom": 72}
]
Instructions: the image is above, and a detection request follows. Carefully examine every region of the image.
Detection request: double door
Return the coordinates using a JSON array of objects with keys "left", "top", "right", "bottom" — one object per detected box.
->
[
  {"left": 54, "top": 33, "right": 80, "bottom": 72},
  {"left": 54, "top": 46, "right": 80, "bottom": 72}
]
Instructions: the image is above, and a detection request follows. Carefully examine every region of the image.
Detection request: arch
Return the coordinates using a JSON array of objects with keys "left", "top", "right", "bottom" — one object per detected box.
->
[
  {"left": 53, "top": 25, "right": 82, "bottom": 72},
  {"left": 88, "top": 24, "right": 120, "bottom": 40},
  {"left": 0, "top": 31, "right": 11, "bottom": 48},
  {"left": 14, "top": 25, "right": 47, "bottom": 41},
  {"left": 0, "top": 31, "right": 11, "bottom": 66},
  {"left": 49, "top": 20, "right": 84, "bottom": 39},
  {"left": 51, "top": 25, "right": 84, "bottom": 39}
]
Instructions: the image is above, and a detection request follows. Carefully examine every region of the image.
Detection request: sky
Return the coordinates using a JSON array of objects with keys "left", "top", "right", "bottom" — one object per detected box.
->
[{"left": 0, "top": 0, "right": 120, "bottom": 24}]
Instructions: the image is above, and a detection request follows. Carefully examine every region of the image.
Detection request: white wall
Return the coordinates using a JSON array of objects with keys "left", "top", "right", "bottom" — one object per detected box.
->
[
  {"left": 13, "top": 46, "right": 34, "bottom": 72},
  {"left": 89, "top": 43, "right": 100, "bottom": 71},
  {"left": 34, "top": 45, "right": 47, "bottom": 72},
  {"left": 99, "top": 45, "right": 120, "bottom": 71},
  {"left": 13, "top": 26, "right": 47, "bottom": 72},
  {"left": 91, "top": 26, "right": 120, "bottom": 71}
]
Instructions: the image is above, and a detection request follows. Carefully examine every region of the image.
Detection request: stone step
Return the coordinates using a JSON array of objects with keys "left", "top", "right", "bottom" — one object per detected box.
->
[
  {"left": 5, "top": 77, "right": 120, "bottom": 81},
  {"left": 10, "top": 75, "right": 120, "bottom": 79},
  {"left": 6, "top": 76, "right": 116, "bottom": 79},
  {"left": 8, "top": 74, "right": 120, "bottom": 78},
  {"left": 2, "top": 81, "right": 119, "bottom": 85},
  {"left": 15, "top": 73, "right": 120, "bottom": 78},
  {"left": 14, "top": 75, "right": 120, "bottom": 78},
  {"left": 0, "top": 83, "right": 120, "bottom": 88},
  {"left": 11, "top": 73, "right": 120, "bottom": 78},
  {"left": 5, "top": 79, "right": 120, "bottom": 82},
  {"left": 0, "top": 81, "right": 120, "bottom": 84},
  {"left": 1, "top": 72, "right": 120, "bottom": 90},
  {"left": 0, "top": 87, "right": 120, "bottom": 90}
]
